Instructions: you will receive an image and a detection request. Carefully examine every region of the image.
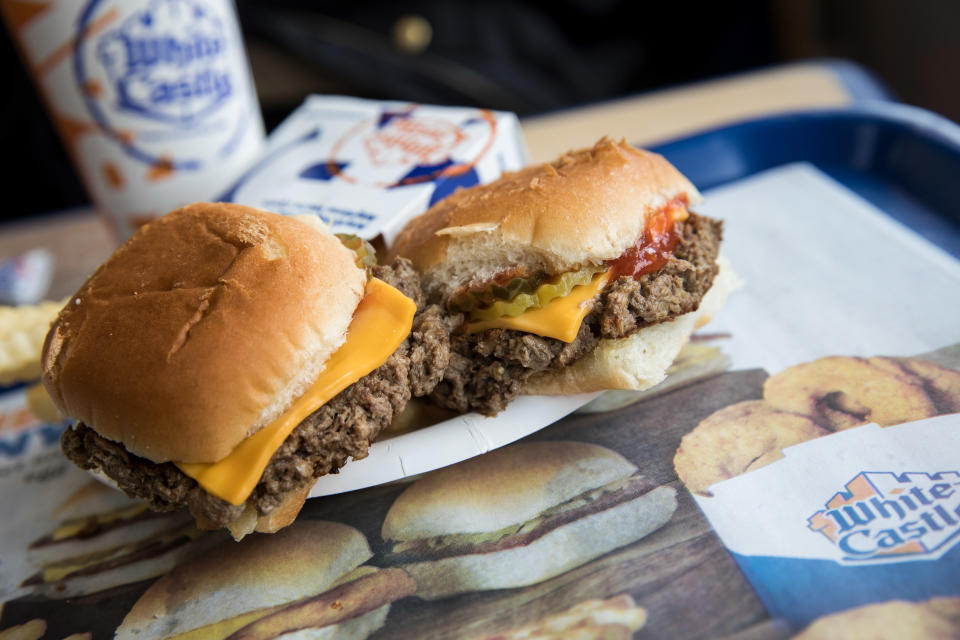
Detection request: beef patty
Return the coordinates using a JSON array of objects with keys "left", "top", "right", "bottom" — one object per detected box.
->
[
  {"left": 432, "top": 213, "right": 722, "bottom": 415},
  {"left": 61, "top": 260, "right": 450, "bottom": 528}
]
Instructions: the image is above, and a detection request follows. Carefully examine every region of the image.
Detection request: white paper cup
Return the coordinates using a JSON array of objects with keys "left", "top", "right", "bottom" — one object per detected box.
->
[{"left": 1, "top": 0, "right": 265, "bottom": 240}]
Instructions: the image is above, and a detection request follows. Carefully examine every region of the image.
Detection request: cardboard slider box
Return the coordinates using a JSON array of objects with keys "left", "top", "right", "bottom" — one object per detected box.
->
[{"left": 223, "top": 95, "right": 528, "bottom": 242}]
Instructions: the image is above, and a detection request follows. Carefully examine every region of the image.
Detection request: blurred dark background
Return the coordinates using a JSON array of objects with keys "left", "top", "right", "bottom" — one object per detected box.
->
[{"left": 2, "top": 0, "right": 958, "bottom": 222}]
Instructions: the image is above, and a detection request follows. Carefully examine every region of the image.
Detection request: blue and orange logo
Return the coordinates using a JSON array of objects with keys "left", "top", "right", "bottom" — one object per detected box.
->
[
  {"left": 75, "top": 0, "right": 247, "bottom": 171},
  {"left": 0, "top": 395, "right": 65, "bottom": 459},
  {"left": 808, "top": 471, "right": 960, "bottom": 562},
  {"left": 314, "top": 107, "right": 496, "bottom": 199},
  {"left": 95, "top": 0, "right": 232, "bottom": 124}
]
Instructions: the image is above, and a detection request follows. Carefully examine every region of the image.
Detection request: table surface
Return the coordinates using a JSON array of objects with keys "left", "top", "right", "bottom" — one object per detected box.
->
[{"left": 1, "top": 62, "right": 859, "bottom": 301}]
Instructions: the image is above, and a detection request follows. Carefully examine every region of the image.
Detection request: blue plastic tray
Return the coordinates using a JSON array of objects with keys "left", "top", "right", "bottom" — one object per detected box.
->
[{"left": 650, "top": 102, "right": 960, "bottom": 259}]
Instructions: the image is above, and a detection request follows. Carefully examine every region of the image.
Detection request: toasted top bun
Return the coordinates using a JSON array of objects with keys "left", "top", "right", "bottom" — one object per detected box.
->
[
  {"left": 388, "top": 138, "right": 701, "bottom": 294},
  {"left": 42, "top": 203, "right": 365, "bottom": 463},
  {"left": 382, "top": 441, "right": 637, "bottom": 541},
  {"left": 115, "top": 520, "right": 372, "bottom": 640}
]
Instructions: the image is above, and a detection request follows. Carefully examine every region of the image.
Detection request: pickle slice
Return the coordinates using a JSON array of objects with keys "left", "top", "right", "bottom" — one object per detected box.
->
[
  {"left": 488, "top": 273, "right": 547, "bottom": 305},
  {"left": 449, "top": 272, "right": 547, "bottom": 312},
  {"left": 468, "top": 265, "right": 607, "bottom": 321},
  {"left": 336, "top": 233, "right": 378, "bottom": 270}
]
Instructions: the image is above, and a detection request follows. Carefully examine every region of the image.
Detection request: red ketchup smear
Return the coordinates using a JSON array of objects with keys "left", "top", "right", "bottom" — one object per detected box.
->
[{"left": 606, "top": 197, "right": 687, "bottom": 280}]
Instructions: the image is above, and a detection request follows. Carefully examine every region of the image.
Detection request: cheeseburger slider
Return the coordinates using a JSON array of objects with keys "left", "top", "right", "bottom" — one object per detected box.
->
[
  {"left": 44, "top": 203, "right": 449, "bottom": 537},
  {"left": 116, "top": 520, "right": 415, "bottom": 640},
  {"left": 380, "top": 440, "right": 677, "bottom": 600},
  {"left": 23, "top": 482, "right": 217, "bottom": 599},
  {"left": 388, "top": 138, "right": 732, "bottom": 415}
]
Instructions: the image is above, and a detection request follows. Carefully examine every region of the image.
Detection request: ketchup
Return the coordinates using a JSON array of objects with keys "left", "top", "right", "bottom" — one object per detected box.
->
[{"left": 606, "top": 197, "right": 687, "bottom": 280}]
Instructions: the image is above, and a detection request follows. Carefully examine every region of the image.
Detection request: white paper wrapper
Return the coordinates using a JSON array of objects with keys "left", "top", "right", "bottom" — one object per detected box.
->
[{"left": 223, "top": 95, "right": 527, "bottom": 241}]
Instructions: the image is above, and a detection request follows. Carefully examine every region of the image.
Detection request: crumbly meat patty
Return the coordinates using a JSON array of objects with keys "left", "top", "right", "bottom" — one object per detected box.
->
[
  {"left": 60, "top": 260, "right": 450, "bottom": 528},
  {"left": 432, "top": 213, "right": 722, "bottom": 415}
]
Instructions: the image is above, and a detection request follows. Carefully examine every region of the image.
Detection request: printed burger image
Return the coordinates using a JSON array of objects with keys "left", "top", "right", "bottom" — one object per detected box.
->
[
  {"left": 115, "top": 520, "right": 415, "bottom": 639},
  {"left": 42, "top": 203, "right": 450, "bottom": 538},
  {"left": 469, "top": 594, "right": 648, "bottom": 639},
  {"left": 1, "top": 345, "right": 776, "bottom": 639},
  {"left": 21, "top": 482, "right": 220, "bottom": 600},
  {"left": 379, "top": 441, "right": 677, "bottom": 600},
  {"left": 387, "top": 137, "right": 735, "bottom": 416}
]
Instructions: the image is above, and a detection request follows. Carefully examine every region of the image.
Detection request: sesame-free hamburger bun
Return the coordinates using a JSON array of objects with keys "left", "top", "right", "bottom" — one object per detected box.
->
[
  {"left": 22, "top": 482, "right": 216, "bottom": 600},
  {"left": 45, "top": 203, "right": 444, "bottom": 537},
  {"left": 390, "top": 138, "right": 702, "bottom": 296},
  {"left": 380, "top": 441, "right": 677, "bottom": 600},
  {"left": 44, "top": 203, "right": 365, "bottom": 464},
  {"left": 388, "top": 138, "right": 731, "bottom": 415},
  {"left": 115, "top": 520, "right": 416, "bottom": 640}
]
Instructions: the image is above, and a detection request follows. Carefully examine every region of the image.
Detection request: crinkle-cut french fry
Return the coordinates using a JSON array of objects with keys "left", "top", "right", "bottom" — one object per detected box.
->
[{"left": 0, "top": 299, "right": 65, "bottom": 385}]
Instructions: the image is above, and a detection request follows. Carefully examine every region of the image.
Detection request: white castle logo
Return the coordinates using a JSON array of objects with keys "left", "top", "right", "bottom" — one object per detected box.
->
[
  {"left": 96, "top": 0, "right": 233, "bottom": 123},
  {"left": 808, "top": 471, "right": 960, "bottom": 563}
]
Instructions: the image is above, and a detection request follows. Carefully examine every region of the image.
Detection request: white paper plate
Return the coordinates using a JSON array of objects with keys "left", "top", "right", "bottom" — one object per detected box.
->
[{"left": 308, "top": 392, "right": 599, "bottom": 497}]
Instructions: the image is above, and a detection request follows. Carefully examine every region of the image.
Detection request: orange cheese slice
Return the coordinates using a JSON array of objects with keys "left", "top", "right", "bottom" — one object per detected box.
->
[
  {"left": 177, "top": 278, "right": 416, "bottom": 506},
  {"left": 167, "top": 605, "right": 285, "bottom": 640},
  {"left": 464, "top": 268, "right": 613, "bottom": 343}
]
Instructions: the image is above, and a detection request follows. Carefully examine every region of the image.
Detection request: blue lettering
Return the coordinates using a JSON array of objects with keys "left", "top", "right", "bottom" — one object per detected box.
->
[
  {"left": 828, "top": 503, "right": 876, "bottom": 532},
  {"left": 921, "top": 512, "right": 943, "bottom": 531},
  {"left": 838, "top": 529, "right": 875, "bottom": 555},
  {"left": 934, "top": 505, "right": 957, "bottom": 526},
  {"left": 900, "top": 520, "right": 927, "bottom": 540},
  {"left": 0, "top": 432, "right": 29, "bottom": 457},
  {"left": 875, "top": 528, "right": 905, "bottom": 549},
  {"left": 930, "top": 483, "right": 954, "bottom": 500},
  {"left": 37, "top": 424, "right": 65, "bottom": 445},
  {"left": 0, "top": 425, "right": 64, "bottom": 457},
  {"left": 870, "top": 496, "right": 905, "bottom": 520},
  {"left": 123, "top": 33, "right": 225, "bottom": 71},
  {"left": 148, "top": 71, "right": 232, "bottom": 105}
]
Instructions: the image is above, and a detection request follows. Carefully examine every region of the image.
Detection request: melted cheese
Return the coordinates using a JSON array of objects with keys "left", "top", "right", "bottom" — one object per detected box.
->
[
  {"left": 177, "top": 278, "right": 416, "bottom": 506},
  {"left": 169, "top": 604, "right": 286, "bottom": 640},
  {"left": 42, "top": 524, "right": 204, "bottom": 583},
  {"left": 167, "top": 567, "right": 377, "bottom": 640},
  {"left": 51, "top": 503, "right": 148, "bottom": 541},
  {"left": 465, "top": 268, "right": 613, "bottom": 343}
]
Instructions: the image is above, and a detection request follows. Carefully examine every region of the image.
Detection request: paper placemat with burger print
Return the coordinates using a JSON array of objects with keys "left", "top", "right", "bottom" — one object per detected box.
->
[
  {"left": 2, "top": 153, "right": 960, "bottom": 640},
  {"left": 669, "top": 162, "right": 960, "bottom": 635}
]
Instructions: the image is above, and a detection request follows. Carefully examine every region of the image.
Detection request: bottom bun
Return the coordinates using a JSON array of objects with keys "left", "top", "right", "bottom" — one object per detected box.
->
[
  {"left": 400, "top": 485, "right": 677, "bottom": 600},
  {"left": 524, "top": 255, "right": 738, "bottom": 395},
  {"left": 194, "top": 485, "right": 313, "bottom": 541},
  {"left": 116, "top": 521, "right": 373, "bottom": 640},
  {"left": 577, "top": 343, "right": 731, "bottom": 414},
  {"left": 255, "top": 485, "right": 312, "bottom": 534}
]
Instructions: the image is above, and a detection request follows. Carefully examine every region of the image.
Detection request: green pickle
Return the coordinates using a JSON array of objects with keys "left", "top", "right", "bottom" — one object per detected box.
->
[
  {"left": 464, "top": 264, "right": 607, "bottom": 322},
  {"left": 450, "top": 272, "right": 546, "bottom": 312},
  {"left": 335, "top": 233, "right": 378, "bottom": 270}
]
